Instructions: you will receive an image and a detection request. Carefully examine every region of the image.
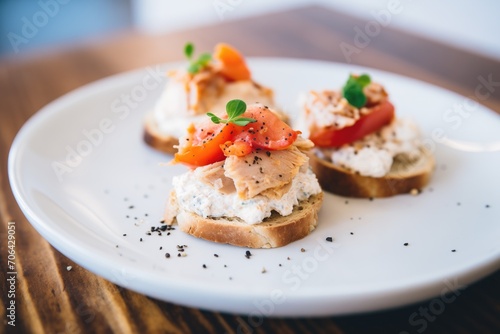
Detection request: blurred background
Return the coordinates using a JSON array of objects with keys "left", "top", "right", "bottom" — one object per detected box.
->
[{"left": 1, "top": 0, "right": 499, "bottom": 61}]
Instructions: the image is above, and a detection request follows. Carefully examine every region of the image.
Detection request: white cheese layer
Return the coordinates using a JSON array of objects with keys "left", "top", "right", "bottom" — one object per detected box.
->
[
  {"left": 172, "top": 168, "right": 322, "bottom": 225},
  {"left": 327, "top": 118, "right": 422, "bottom": 177}
]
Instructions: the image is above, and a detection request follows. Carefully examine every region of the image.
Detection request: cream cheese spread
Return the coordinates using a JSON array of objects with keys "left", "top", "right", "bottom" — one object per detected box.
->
[
  {"left": 328, "top": 118, "right": 422, "bottom": 177},
  {"left": 171, "top": 167, "right": 321, "bottom": 225}
]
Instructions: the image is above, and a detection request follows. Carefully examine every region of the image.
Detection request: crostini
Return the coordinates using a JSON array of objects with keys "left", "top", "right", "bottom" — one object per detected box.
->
[
  {"left": 302, "top": 74, "right": 434, "bottom": 198},
  {"left": 164, "top": 99, "right": 323, "bottom": 248},
  {"left": 144, "top": 42, "right": 285, "bottom": 154}
]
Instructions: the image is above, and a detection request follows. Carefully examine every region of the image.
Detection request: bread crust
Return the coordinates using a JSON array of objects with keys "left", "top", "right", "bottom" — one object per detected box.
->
[
  {"left": 143, "top": 112, "right": 178, "bottom": 155},
  {"left": 309, "top": 148, "right": 434, "bottom": 198},
  {"left": 170, "top": 193, "right": 323, "bottom": 248}
]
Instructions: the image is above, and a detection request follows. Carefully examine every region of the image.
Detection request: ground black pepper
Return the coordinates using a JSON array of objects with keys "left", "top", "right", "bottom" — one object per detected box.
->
[{"left": 326, "top": 237, "right": 333, "bottom": 242}]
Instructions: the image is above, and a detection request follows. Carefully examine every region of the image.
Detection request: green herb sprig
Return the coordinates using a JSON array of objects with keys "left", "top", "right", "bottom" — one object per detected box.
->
[
  {"left": 207, "top": 99, "right": 256, "bottom": 126},
  {"left": 184, "top": 42, "right": 212, "bottom": 74},
  {"left": 342, "top": 74, "right": 371, "bottom": 108}
]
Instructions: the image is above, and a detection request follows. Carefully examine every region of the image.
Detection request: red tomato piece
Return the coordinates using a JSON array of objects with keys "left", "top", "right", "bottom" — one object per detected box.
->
[{"left": 309, "top": 100, "right": 395, "bottom": 147}]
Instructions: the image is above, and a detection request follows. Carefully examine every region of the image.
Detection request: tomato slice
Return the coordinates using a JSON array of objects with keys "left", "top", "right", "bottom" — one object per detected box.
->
[
  {"left": 174, "top": 105, "right": 299, "bottom": 167},
  {"left": 309, "top": 100, "right": 395, "bottom": 147},
  {"left": 174, "top": 122, "right": 238, "bottom": 167},
  {"left": 233, "top": 105, "right": 299, "bottom": 151},
  {"left": 213, "top": 43, "right": 251, "bottom": 81}
]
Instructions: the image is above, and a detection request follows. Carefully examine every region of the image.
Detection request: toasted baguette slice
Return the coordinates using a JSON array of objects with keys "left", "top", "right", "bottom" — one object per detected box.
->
[
  {"left": 309, "top": 148, "right": 434, "bottom": 198},
  {"left": 143, "top": 112, "right": 178, "bottom": 155},
  {"left": 168, "top": 193, "right": 323, "bottom": 248}
]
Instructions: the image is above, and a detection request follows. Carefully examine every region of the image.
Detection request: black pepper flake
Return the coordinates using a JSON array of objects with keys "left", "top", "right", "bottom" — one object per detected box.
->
[
  {"left": 451, "top": 249, "right": 456, "bottom": 252},
  {"left": 159, "top": 246, "right": 163, "bottom": 250},
  {"left": 279, "top": 264, "right": 282, "bottom": 267},
  {"left": 123, "top": 234, "right": 127, "bottom": 236},
  {"left": 203, "top": 264, "right": 207, "bottom": 269},
  {"left": 214, "top": 254, "right": 219, "bottom": 258},
  {"left": 326, "top": 237, "right": 333, "bottom": 242},
  {"left": 146, "top": 232, "right": 151, "bottom": 236},
  {"left": 177, "top": 253, "right": 181, "bottom": 257},
  {"left": 245, "top": 250, "right": 252, "bottom": 259},
  {"left": 404, "top": 243, "right": 409, "bottom": 246},
  {"left": 165, "top": 253, "right": 170, "bottom": 258},
  {"left": 128, "top": 205, "right": 134, "bottom": 209},
  {"left": 126, "top": 215, "right": 130, "bottom": 218},
  {"left": 287, "top": 257, "right": 290, "bottom": 260},
  {"left": 300, "top": 248, "right": 306, "bottom": 252},
  {"left": 350, "top": 232, "right": 354, "bottom": 235},
  {"left": 224, "top": 264, "right": 227, "bottom": 268},
  {"left": 345, "top": 200, "right": 349, "bottom": 205},
  {"left": 160, "top": 225, "right": 168, "bottom": 231},
  {"left": 266, "top": 151, "right": 271, "bottom": 157},
  {"left": 485, "top": 204, "right": 490, "bottom": 208},
  {"left": 140, "top": 238, "right": 143, "bottom": 242}
]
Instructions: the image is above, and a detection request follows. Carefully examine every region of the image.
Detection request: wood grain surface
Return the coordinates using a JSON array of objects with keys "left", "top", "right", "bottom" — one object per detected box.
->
[{"left": 1, "top": 5, "right": 499, "bottom": 334}]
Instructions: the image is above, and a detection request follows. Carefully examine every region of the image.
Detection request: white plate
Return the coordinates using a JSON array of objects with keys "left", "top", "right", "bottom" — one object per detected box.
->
[{"left": 9, "top": 58, "right": 500, "bottom": 317}]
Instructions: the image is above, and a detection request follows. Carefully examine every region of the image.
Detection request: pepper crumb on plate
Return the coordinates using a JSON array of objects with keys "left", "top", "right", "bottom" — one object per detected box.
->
[
  {"left": 404, "top": 243, "right": 409, "bottom": 246},
  {"left": 326, "top": 237, "right": 333, "bottom": 242},
  {"left": 300, "top": 248, "right": 306, "bottom": 252},
  {"left": 410, "top": 188, "right": 420, "bottom": 196}
]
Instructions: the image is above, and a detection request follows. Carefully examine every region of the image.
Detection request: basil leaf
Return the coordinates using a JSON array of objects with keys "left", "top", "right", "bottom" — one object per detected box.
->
[
  {"left": 226, "top": 99, "right": 247, "bottom": 118},
  {"left": 187, "top": 63, "right": 200, "bottom": 74},
  {"left": 184, "top": 43, "right": 194, "bottom": 59},
  {"left": 342, "top": 73, "right": 371, "bottom": 108},
  {"left": 232, "top": 118, "right": 257, "bottom": 126},
  {"left": 206, "top": 112, "right": 221, "bottom": 124},
  {"left": 357, "top": 74, "right": 371, "bottom": 87},
  {"left": 197, "top": 53, "right": 212, "bottom": 66},
  {"left": 344, "top": 86, "right": 366, "bottom": 108}
]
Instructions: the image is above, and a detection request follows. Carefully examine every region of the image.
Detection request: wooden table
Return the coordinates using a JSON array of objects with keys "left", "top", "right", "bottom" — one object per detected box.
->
[{"left": 1, "top": 5, "right": 499, "bottom": 333}]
